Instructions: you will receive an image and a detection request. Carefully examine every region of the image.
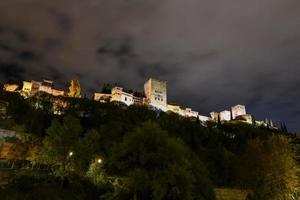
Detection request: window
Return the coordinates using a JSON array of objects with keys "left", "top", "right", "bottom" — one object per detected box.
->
[{"left": 125, "top": 97, "right": 127, "bottom": 101}]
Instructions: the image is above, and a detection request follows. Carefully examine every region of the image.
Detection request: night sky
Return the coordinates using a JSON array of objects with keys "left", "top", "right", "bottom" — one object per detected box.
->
[{"left": 0, "top": 0, "right": 299, "bottom": 131}]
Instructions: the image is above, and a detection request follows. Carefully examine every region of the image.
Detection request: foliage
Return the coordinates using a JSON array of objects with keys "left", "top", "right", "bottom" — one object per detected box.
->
[
  {"left": 109, "top": 121, "right": 215, "bottom": 200},
  {"left": 0, "top": 174, "right": 106, "bottom": 200},
  {"left": 68, "top": 80, "right": 81, "bottom": 98},
  {"left": 237, "top": 135, "right": 298, "bottom": 200},
  {"left": 39, "top": 115, "right": 83, "bottom": 173},
  {"left": 0, "top": 91, "right": 298, "bottom": 199}
]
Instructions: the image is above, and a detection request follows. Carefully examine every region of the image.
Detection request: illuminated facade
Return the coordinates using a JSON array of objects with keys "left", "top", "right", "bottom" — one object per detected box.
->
[
  {"left": 4, "top": 78, "right": 275, "bottom": 127},
  {"left": 210, "top": 112, "right": 220, "bottom": 121},
  {"left": 184, "top": 108, "right": 199, "bottom": 118},
  {"left": 144, "top": 78, "right": 167, "bottom": 111},
  {"left": 167, "top": 104, "right": 182, "bottom": 114},
  {"left": 21, "top": 80, "right": 65, "bottom": 97},
  {"left": 94, "top": 93, "right": 112, "bottom": 103},
  {"left": 198, "top": 115, "right": 210, "bottom": 122},
  {"left": 3, "top": 84, "right": 19, "bottom": 92},
  {"left": 220, "top": 110, "right": 231, "bottom": 121},
  {"left": 39, "top": 80, "right": 53, "bottom": 94},
  {"left": 234, "top": 114, "right": 253, "bottom": 124},
  {"left": 111, "top": 87, "right": 134, "bottom": 106},
  {"left": 231, "top": 104, "right": 246, "bottom": 119}
]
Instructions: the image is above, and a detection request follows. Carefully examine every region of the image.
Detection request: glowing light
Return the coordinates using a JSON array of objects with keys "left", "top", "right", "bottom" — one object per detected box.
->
[
  {"left": 69, "top": 152, "right": 73, "bottom": 156},
  {"left": 97, "top": 159, "right": 102, "bottom": 164}
]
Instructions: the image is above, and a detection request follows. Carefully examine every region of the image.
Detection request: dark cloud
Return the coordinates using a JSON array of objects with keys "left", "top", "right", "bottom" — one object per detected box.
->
[
  {"left": 0, "top": 63, "right": 24, "bottom": 81},
  {"left": 0, "top": 0, "right": 300, "bottom": 131}
]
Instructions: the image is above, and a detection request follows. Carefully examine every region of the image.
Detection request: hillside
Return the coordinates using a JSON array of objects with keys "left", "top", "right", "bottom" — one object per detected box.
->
[{"left": 0, "top": 90, "right": 299, "bottom": 200}]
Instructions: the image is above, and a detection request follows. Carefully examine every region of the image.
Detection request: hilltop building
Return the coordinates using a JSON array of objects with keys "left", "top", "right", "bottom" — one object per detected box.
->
[
  {"left": 210, "top": 112, "right": 220, "bottom": 121},
  {"left": 233, "top": 114, "right": 254, "bottom": 124},
  {"left": 2, "top": 77, "right": 276, "bottom": 128},
  {"left": 3, "top": 84, "right": 19, "bottom": 92},
  {"left": 39, "top": 80, "right": 53, "bottom": 94},
  {"left": 94, "top": 86, "right": 145, "bottom": 106},
  {"left": 22, "top": 80, "right": 41, "bottom": 95},
  {"left": 231, "top": 105, "right": 246, "bottom": 119},
  {"left": 144, "top": 78, "right": 167, "bottom": 111},
  {"left": 111, "top": 87, "right": 135, "bottom": 106},
  {"left": 198, "top": 115, "right": 210, "bottom": 122},
  {"left": 220, "top": 110, "right": 231, "bottom": 121},
  {"left": 94, "top": 78, "right": 209, "bottom": 121},
  {"left": 21, "top": 80, "right": 65, "bottom": 97},
  {"left": 167, "top": 103, "right": 182, "bottom": 114},
  {"left": 94, "top": 93, "right": 111, "bottom": 103},
  {"left": 184, "top": 108, "right": 199, "bottom": 118}
]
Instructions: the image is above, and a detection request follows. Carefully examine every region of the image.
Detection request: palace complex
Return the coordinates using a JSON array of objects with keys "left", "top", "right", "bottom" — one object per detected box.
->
[{"left": 2, "top": 78, "right": 276, "bottom": 128}]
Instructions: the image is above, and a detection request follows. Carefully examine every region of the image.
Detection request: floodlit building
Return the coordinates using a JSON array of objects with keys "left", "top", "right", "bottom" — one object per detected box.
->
[
  {"left": 234, "top": 114, "right": 254, "bottom": 124},
  {"left": 184, "top": 108, "right": 198, "bottom": 118},
  {"left": 3, "top": 84, "right": 19, "bottom": 92},
  {"left": 144, "top": 78, "right": 167, "bottom": 111},
  {"left": 39, "top": 80, "right": 53, "bottom": 94},
  {"left": 94, "top": 93, "right": 112, "bottom": 103},
  {"left": 198, "top": 115, "right": 210, "bottom": 122},
  {"left": 210, "top": 112, "right": 220, "bottom": 122},
  {"left": 22, "top": 81, "right": 33, "bottom": 94},
  {"left": 21, "top": 80, "right": 65, "bottom": 97},
  {"left": 167, "top": 103, "right": 182, "bottom": 114},
  {"left": 31, "top": 81, "right": 42, "bottom": 95},
  {"left": 133, "top": 96, "right": 144, "bottom": 105},
  {"left": 220, "top": 110, "right": 231, "bottom": 121},
  {"left": 111, "top": 87, "right": 134, "bottom": 106},
  {"left": 231, "top": 104, "right": 246, "bottom": 119},
  {"left": 22, "top": 80, "right": 42, "bottom": 95},
  {"left": 52, "top": 89, "right": 65, "bottom": 97}
]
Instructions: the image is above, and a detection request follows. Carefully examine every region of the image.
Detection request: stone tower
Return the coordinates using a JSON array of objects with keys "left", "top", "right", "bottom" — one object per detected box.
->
[{"left": 144, "top": 78, "right": 167, "bottom": 111}]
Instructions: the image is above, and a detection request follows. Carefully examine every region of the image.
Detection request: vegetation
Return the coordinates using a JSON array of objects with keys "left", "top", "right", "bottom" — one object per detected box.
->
[{"left": 0, "top": 89, "right": 299, "bottom": 200}]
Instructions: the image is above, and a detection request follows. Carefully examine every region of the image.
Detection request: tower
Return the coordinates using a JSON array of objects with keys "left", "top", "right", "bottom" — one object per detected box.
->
[
  {"left": 231, "top": 104, "right": 246, "bottom": 119},
  {"left": 144, "top": 78, "right": 167, "bottom": 111}
]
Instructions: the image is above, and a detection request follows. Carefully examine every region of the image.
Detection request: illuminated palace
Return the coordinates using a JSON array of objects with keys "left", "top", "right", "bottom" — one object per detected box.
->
[
  {"left": 3, "top": 78, "right": 275, "bottom": 127},
  {"left": 94, "top": 78, "right": 274, "bottom": 127}
]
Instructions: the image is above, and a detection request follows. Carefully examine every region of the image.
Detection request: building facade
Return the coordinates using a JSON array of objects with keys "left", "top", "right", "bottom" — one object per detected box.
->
[
  {"left": 111, "top": 87, "right": 134, "bottom": 106},
  {"left": 94, "top": 93, "right": 112, "bottom": 103},
  {"left": 21, "top": 80, "right": 65, "bottom": 97},
  {"left": 184, "top": 108, "right": 199, "bottom": 118},
  {"left": 210, "top": 112, "right": 220, "bottom": 121},
  {"left": 144, "top": 78, "right": 167, "bottom": 111},
  {"left": 3, "top": 84, "right": 19, "bottom": 92},
  {"left": 220, "top": 110, "right": 231, "bottom": 121},
  {"left": 231, "top": 104, "right": 246, "bottom": 119},
  {"left": 39, "top": 80, "right": 53, "bottom": 94}
]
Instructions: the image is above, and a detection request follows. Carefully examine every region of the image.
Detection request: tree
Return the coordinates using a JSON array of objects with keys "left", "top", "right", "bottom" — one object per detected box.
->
[
  {"left": 68, "top": 80, "right": 81, "bottom": 98},
  {"left": 109, "top": 122, "right": 215, "bottom": 200},
  {"left": 101, "top": 83, "right": 117, "bottom": 94},
  {"left": 72, "top": 129, "right": 102, "bottom": 176},
  {"left": 39, "top": 115, "right": 82, "bottom": 173},
  {"left": 237, "top": 135, "right": 298, "bottom": 200}
]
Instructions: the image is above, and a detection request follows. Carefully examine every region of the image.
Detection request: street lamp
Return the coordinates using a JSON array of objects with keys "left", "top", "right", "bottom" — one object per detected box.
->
[
  {"left": 69, "top": 151, "right": 74, "bottom": 156},
  {"left": 97, "top": 159, "right": 102, "bottom": 164}
]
